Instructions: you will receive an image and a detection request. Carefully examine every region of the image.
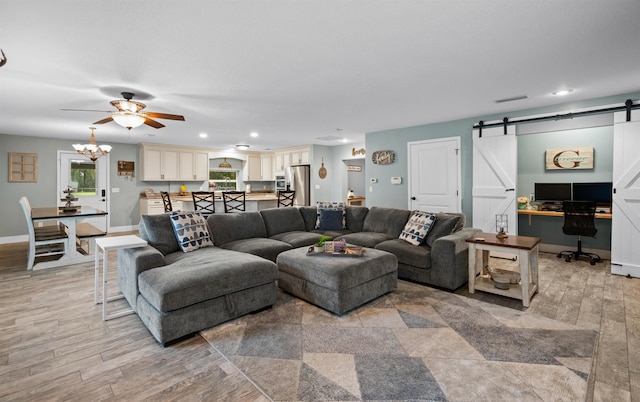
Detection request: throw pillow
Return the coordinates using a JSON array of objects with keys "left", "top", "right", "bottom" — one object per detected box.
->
[
  {"left": 140, "top": 214, "right": 181, "bottom": 256},
  {"left": 315, "top": 201, "right": 346, "bottom": 230},
  {"left": 399, "top": 210, "right": 436, "bottom": 245},
  {"left": 425, "top": 213, "right": 462, "bottom": 248},
  {"left": 317, "top": 209, "right": 344, "bottom": 231},
  {"left": 169, "top": 211, "right": 214, "bottom": 253}
]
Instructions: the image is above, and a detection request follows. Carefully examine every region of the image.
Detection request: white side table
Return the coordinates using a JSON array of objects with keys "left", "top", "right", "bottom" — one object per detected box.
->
[{"left": 94, "top": 235, "right": 147, "bottom": 320}]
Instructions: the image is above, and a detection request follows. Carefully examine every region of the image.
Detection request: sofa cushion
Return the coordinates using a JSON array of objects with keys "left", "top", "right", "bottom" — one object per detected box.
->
[
  {"left": 219, "top": 238, "right": 293, "bottom": 262},
  {"left": 335, "top": 232, "right": 395, "bottom": 248},
  {"left": 315, "top": 201, "right": 346, "bottom": 230},
  {"left": 260, "top": 207, "right": 305, "bottom": 236},
  {"left": 362, "top": 207, "right": 411, "bottom": 238},
  {"left": 270, "top": 231, "right": 323, "bottom": 248},
  {"left": 425, "top": 213, "right": 463, "bottom": 248},
  {"left": 138, "top": 247, "right": 277, "bottom": 312},
  {"left": 140, "top": 213, "right": 181, "bottom": 256},
  {"left": 399, "top": 210, "right": 436, "bottom": 245},
  {"left": 169, "top": 211, "right": 214, "bottom": 252},
  {"left": 299, "top": 206, "right": 319, "bottom": 232},
  {"left": 375, "top": 239, "right": 431, "bottom": 269},
  {"left": 208, "top": 212, "right": 267, "bottom": 246},
  {"left": 345, "top": 206, "right": 369, "bottom": 232}
]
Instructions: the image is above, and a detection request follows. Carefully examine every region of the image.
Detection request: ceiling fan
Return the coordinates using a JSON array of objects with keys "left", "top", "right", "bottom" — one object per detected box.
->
[{"left": 63, "top": 92, "right": 185, "bottom": 130}]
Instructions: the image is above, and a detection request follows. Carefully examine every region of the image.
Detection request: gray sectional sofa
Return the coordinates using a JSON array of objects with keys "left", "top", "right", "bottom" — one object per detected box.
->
[{"left": 119, "top": 205, "right": 480, "bottom": 345}]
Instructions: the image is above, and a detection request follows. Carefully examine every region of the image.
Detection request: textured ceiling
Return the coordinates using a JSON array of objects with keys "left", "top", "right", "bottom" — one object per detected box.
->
[{"left": 1, "top": 1, "right": 639, "bottom": 151}]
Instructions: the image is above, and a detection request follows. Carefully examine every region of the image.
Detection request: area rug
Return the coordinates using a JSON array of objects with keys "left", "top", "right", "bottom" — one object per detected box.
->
[{"left": 200, "top": 280, "right": 597, "bottom": 401}]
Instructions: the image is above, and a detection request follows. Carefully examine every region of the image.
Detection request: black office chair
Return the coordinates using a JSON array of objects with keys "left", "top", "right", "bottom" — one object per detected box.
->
[
  {"left": 192, "top": 191, "right": 216, "bottom": 217},
  {"left": 557, "top": 200, "right": 601, "bottom": 265},
  {"left": 223, "top": 191, "right": 246, "bottom": 213},
  {"left": 160, "top": 191, "right": 173, "bottom": 212},
  {"left": 277, "top": 190, "right": 295, "bottom": 207}
]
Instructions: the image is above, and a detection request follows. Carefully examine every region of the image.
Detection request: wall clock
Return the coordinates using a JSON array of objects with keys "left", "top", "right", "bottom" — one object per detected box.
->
[{"left": 372, "top": 150, "right": 395, "bottom": 165}]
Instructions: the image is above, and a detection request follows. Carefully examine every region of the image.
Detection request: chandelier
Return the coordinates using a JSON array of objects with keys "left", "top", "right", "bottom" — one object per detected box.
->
[{"left": 72, "top": 127, "right": 112, "bottom": 162}]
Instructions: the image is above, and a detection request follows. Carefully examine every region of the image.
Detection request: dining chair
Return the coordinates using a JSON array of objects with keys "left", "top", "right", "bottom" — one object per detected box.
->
[
  {"left": 557, "top": 200, "right": 601, "bottom": 265},
  {"left": 277, "top": 190, "right": 296, "bottom": 207},
  {"left": 160, "top": 191, "right": 173, "bottom": 212},
  {"left": 191, "top": 191, "right": 216, "bottom": 217},
  {"left": 19, "top": 196, "right": 69, "bottom": 270},
  {"left": 223, "top": 191, "right": 246, "bottom": 213}
]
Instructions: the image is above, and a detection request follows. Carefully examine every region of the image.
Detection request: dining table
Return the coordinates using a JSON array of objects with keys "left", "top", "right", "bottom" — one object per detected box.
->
[{"left": 30, "top": 206, "right": 108, "bottom": 269}]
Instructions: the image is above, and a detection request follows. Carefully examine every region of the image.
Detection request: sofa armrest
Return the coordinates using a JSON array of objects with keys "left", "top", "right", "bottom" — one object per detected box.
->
[
  {"left": 430, "top": 227, "right": 482, "bottom": 290},
  {"left": 117, "top": 245, "right": 166, "bottom": 311}
]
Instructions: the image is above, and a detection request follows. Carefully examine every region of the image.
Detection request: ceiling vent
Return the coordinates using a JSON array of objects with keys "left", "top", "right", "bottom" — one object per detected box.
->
[
  {"left": 315, "top": 135, "right": 344, "bottom": 142},
  {"left": 495, "top": 95, "right": 529, "bottom": 103}
]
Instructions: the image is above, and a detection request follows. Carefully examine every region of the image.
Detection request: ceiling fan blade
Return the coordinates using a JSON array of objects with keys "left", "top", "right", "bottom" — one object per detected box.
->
[
  {"left": 93, "top": 116, "right": 114, "bottom": 124},
  {"left": 61, "top": 108, "right": 113, "bottom": 113},
  {"left": 144, "top": 118, "right": 165, "bottom": 129},
  {"left": 145, "top": 112, "right": 185, "bottom": 121}
]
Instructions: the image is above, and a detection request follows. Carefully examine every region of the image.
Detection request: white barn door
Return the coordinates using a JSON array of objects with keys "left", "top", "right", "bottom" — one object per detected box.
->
[
  {"left": 611, "top": 111, "right": 640, "bottom": 277},
  {"left": 472, "top": 125, "right": 517, "bottom": 235},
  {"left": 408, "top": 137, "right": 461, "bottom": 212}
]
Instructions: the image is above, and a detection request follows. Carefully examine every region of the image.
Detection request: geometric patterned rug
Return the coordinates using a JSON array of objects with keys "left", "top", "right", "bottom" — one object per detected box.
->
[{"left": 200, "top": 280, "right": 597, "bottom": 401}]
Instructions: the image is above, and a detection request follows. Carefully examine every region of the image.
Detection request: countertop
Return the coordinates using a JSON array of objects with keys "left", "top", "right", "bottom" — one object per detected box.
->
[{"left": 142, "top": 192, "right": 278, "bottom": 202}]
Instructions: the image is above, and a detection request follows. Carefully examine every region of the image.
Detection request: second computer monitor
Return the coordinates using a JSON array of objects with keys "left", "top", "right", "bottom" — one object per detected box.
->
[
  {"left": 534, "top": 183, "right": 572, "bottom": 203},
  {"left": 572, "top": 182, "right": 613, "bottom": 205}
]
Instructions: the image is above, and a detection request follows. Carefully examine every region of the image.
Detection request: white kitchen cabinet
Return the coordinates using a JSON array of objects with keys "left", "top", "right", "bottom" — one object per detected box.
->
[
  {"left": 244, "top": 153, "right": 274, "bottom": 181},
  {"left": 274, "top": 152, "right": 291, "bottom": 174},
  {"left": 179, "top": 150, "right": 209, "bottom": 181},
  {"left": 140, "top": 146, "right": 180, "bottom": 181},
  {"left": 140, "top": 198, "right": 183, "bottom": 215},
  {"left": 140, "top": 144, "right": 208, "bottom": 181},
  {"left": 290, "top": 149, "right": 310, "bottom": 165},
  {"left": 261, "top": 154, "right": 273, "bottom": 181}
]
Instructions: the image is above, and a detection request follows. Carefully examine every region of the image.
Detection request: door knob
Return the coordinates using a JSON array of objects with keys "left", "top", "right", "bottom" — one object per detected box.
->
[{"left": 411, "top": 197, "right": 416, "bottom": 200}]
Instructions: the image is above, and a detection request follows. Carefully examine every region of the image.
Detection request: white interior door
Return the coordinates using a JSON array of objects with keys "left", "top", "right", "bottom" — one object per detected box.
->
[
  {"left": 472, "top": 125, "right": 517, "bottom": 235},
  {"left": 58, "top": 151, "right": 109, "bottom": 232},
  {"left": 611, "top": 111, "right": 640, "bottom": 277},
  {"left": 408, "top": 137, "right": 461, "bottom": 212}
]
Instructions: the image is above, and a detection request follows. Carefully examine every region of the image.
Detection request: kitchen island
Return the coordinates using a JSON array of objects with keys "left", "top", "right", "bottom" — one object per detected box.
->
[{"left": 140, "top": 192, "right": 278, "bottom": 215}]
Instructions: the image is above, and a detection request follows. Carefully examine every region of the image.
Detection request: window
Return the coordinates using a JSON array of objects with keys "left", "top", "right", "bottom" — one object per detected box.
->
[
  {"left": 209, "top": 170, "right": 238, "bottom": 190},
  {"left": 71, "top": 160, "right": 97, "bottom": 195}
]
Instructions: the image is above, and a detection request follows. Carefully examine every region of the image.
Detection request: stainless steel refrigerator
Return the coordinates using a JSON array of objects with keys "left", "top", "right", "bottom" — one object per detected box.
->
[{"left": 285, "top": 165, "right": 311, "bottom": 206}]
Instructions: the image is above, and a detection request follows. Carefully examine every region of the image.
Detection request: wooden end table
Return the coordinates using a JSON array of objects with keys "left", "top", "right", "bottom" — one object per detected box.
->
[{"left": 466, "top": 232, "right": 541, "bottom": 307}]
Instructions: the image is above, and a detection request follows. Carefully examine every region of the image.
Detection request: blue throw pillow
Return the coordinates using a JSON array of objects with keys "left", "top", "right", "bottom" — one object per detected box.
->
[
  {"left": 317, "top": 209, "right": 344, "bottom": 231},
  {"left": 315, "top": 201, "right": 346, "bottom": 230}
]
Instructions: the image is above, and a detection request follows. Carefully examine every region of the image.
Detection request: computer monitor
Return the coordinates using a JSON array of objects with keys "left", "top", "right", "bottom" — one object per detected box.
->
[
  {"left": 534, "top": 183, "right": 572, "bottom": 203},
  {"left": 572, "top": 182, "right": 613, "bottom": 205}
]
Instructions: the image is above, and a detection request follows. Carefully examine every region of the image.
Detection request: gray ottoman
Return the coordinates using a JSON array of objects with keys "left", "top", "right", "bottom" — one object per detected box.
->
[{"left": 276, "top": 246, "right": 398, "bottom": 314}]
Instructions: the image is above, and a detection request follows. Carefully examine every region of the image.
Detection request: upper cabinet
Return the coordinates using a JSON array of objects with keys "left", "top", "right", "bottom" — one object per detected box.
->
[
  {"left": 244, "top": 153, "right": 274, "bottom": 181},
  {"left": 140, "top": 143, "right": 209, "bottom": 181},
  {"left": 274, "top": 146, "right": 310, "bottom": 174}
]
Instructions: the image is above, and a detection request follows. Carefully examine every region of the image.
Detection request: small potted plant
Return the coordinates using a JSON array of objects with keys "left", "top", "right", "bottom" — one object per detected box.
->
[{"left": 314, "top": 235, "right": 332, "bottom": 253}]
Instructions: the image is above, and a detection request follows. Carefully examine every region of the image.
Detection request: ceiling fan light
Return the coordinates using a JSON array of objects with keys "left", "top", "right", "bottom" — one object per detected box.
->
[{"left": 112, "top": 112, "right": 146, "bottom": 129}]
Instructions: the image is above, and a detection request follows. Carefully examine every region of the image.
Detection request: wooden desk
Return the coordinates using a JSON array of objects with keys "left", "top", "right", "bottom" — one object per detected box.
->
[
  {"left": 31, "top": 207, "right": 108, "bottom": 269},
  {"left": 467, "top": 232, "right": 541, "bottom": 307},
  {"left": 518, "top": 209, "right": 611, "bottom": 225}
]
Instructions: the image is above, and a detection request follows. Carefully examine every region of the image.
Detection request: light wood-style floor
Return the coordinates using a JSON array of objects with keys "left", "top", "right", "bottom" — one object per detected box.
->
[{"left": 0, "top": 238, "right": 638, "bottom": 401}]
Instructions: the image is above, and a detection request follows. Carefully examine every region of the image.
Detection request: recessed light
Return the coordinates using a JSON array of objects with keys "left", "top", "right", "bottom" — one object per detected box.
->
[
  {"left": 236, "top": 144, "right": 250, "bottom": 150},
  {"left": 199, "top": 133, "right": 208, "bottom": 138},
  {"left": 144, "top": 133, "right": 155, "bottom": 137},
  {"left": 552, "top": 89, "right": 573, "bottom": 96},
  {"left": 342, "top": 138, "right": 348, "bottom": 143},
  {"left": 250, "top": 132, "right": 259, "bottom": 138}
]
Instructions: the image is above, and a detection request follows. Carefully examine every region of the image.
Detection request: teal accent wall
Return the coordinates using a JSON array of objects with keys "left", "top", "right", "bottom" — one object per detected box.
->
[
  {"left": 363, "top": 91, "right": 640, "bottom": 228},
  {"left": 516, "top": 125, "right": 613, "bottom": 249},
  {"left": 0, "top": 134, "right": 147, "bottom": 237}
]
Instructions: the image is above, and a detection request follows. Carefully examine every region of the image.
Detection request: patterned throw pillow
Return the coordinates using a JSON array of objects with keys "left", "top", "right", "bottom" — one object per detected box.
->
[
  {"left": 399, "top": 210, "right": 437, "bottom": 245},
  {"left": 169, "top": 211, "right": 214, "bottom": 253},
  {"left": 315, "top": 201, "right": 346, "bottom": 230}
]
